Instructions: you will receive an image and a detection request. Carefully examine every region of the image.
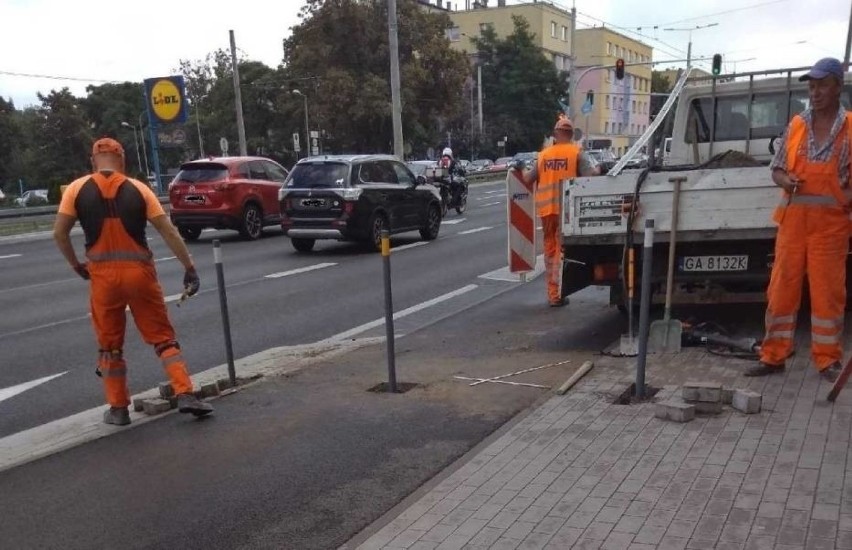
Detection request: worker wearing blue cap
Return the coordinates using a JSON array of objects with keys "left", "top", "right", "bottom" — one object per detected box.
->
[{"left": 751, "top": 58, "right": 852, "bottom": 381}]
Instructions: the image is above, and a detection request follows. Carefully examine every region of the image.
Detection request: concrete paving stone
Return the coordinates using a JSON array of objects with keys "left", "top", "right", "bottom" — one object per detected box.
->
[
  {"left": 458, "top": 494, "right": 491, "bottom": 512},
  {"left": 715, "top": 542, "right": 745, "bottom": 550},
  {"left": 420, "top": 523, "right": 456, "bottom": 544},
  {"left": 472, "top": 504, "right": 505, "bottom": 522},
  {"left": 408, "top": 541, "right": 439, "bottom": 550},
  {"left": 516, "top": 531, "right": 553, "bottom": 550},
  {"left": 466, "top": 526, "right": 505, "bottom": 547},
  {"left": 412, "top": 514, "right": 446, "bottom": 532},
  {"left": 699, "top": 464, "right": 725, "bottom": 479},
  {"left": 633, "top": 524, "right": 667, "bottom": 545},
  {"left": 757, "top": 501, "right": 785, "bottom": 519},
  {"left": 742, "top": 535, "right": 775, "bottom": 549},
  {"left": 719, "top": 472, "right": 747, "bottom": 488},
  {"left": 804, "top": 535, "right": 836, "bottom": 549},
  {"left": 675, "top": 504, "right": 708, "bottom": 522},
  {"left": 693, "top": 514, "right": 726, "bottom": 540},
  {"left": 812, "top": 503, "right": 840, "bottom": 521},
  {"left": 582, "top": 520, "right": 616, "bottom": 541},
  {"left": 787, "top": 494, "right": 815, "bottom": 511},
  {"left": 837, "top": 530, "right": 852, "bottom": 549},
  {"left": 769, "top": 473, "right": 795, "bottom": 489},
  {"left": 389, "top": 529, "right": 428, "bottom": 547},
  {"left": 665, "top": 519, "right": 697, "bottom": 539},
  {"left": 839, "top": 513, "right": 852, "bottom": 531},
  {"left": 750, "top": 517, "right": 781, "bottom": 538},
  {"left": 682, "top": 382, "right": 723, "bottom": 403},
  {"left": 635, "top": 486, "right": 663, "bottom": 503},
  {"left": 532, "top": 516, "right": 566, "bottom": 536},
  {"left": 645, "top": 507, "right": 678, "bottom": 528},
  {"left": 504, "top": 520, "right": 537, "bottom": 541},
  {"left": 719, "top": 522, "right": 752, "bottom": 543},
  {"left": 598, "top": 530, "right": 633, "bottom": 549},
  {"left": 776, "top": 525, "right": 808, "bottom": 545},
  {"left": 656, "top": 401, "right": 696, "bottom": 423},
  {"left": 626, "top": 544, "right": 655, "bottom": 550},
  {"left": 762, "top": 486, "right": 790, "bottom": 503},
  {"left": 141, "top": 398, "right": 171, "bottom": 415},
  {"left": 684, "top": 537, "right": 717, "bottom": 549},
  {"left": 808, "top": 518, "right": 838, "bottom": 539},
  {"left": 504, "top": 497, "right": 537, "bottom": 515},
  {"left": 612, "top": 515, "right": 645, "bottom": 534},
  {"left": 490, "top": 537, "right": 523, "bottom": 550},
  {"left": 704, "top": 499, "right": 734, "bottom": 516},
  {"left": 490, "top": 511, "right": 523, "bottom": 530},
  {"left": 564, "top": 510, "right": 598, "bottom": 529},
  {"left": 454, "top": 517, "right": 489, "bottom": 538},
  {"left": 657, "top": 535, "right": 689, "bottom": 549},
  {"left": 712, "top": 485, "right": 738, "bottom": 501},
  {"left": 593, "top": 505, "right": 626, "bottom": 524},
  {"left": 430, "top": 499, "right": 463, "bottom": 517},
  {"left": 624, "top": 500, "right": 654, "bottom": 517}
]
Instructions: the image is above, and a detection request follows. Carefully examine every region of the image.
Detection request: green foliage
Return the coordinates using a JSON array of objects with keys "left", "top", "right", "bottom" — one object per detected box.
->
[{"left": 471, "top": 15, "right": 568, "bottom": 156}]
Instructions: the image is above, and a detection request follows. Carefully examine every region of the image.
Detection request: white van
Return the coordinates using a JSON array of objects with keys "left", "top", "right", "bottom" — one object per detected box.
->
[{"left": 666, "top": 71, "right": 852, "bottom": 166}]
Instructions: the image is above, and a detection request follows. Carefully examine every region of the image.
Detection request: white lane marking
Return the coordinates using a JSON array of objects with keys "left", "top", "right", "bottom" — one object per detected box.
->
[
  {"left": 0, "top": 254, "right": 22, "bottom": 260},
  {"left": 458, "top": 226, "right": 494, "bottom": 235},
  {"left": 266, "top": 262, "right": 337, "bottom": 279},
  {"left": 480, "top": 201, "right": 503, "bottom": 207},
  {"left": 323, "top": 284, "right": 479, "bottom": 343},
  {"left": 155, "top": 256, "right": 177, "bottom": 263},
  {"left": 484, "top": 190, "right": 502, "bottom": 194},
  {"left": 0, "top": 372, "right": 67, "bottom": 405},
  {"left": 479, "top": 255, "right": 545, "bottom": 282},
  {"left": 441, "top": 218, "right": 466, "bottom": 225},
  {"left": 0, "top": 315, "right": 90, "bottom": 340},
  {"left": 392, "top": 242, "right": 429, "bottom": 253}
]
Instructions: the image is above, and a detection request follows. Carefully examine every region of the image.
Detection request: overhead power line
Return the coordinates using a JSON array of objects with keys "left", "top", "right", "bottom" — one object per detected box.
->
[
  {"left": 0, "top": 70, "right": 119, "bottom": 84},
  {"left": 653, "top": 0, "right": 787, "bottom": 28}
]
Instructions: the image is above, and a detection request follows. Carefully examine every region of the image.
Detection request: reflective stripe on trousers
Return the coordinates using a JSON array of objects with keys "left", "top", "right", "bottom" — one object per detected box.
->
[{"left": 98, "top": 350, "right": 130, "bottom": 407}]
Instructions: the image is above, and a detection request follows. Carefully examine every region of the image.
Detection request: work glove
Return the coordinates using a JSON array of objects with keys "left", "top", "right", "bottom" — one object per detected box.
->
[
  {"left": 508, "top": 160, "right": 525, "bottom": 172},
  {"left": 73, "top": 262, "right": 90, "bottom": 280},
  {"left": 183, "top": 266, "right": 200, "bottom": 297}
]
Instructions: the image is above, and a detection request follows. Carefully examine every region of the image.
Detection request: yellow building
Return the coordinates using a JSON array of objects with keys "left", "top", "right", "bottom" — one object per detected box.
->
[
  {"left": 572, "top": 28, "right": 653, "bottom": 156},
  {"left": 447, "top": 1, "right": 574, "bottom": 73}
]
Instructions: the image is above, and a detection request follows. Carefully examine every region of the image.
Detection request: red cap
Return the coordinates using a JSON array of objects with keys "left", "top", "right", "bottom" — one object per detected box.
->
[{"left": 91, "top": 137, "right": 125, "bottom": 159}]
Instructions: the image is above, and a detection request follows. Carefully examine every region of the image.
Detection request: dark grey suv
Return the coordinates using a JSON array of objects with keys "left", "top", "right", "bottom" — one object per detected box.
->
[{"left": 279, "top": 155, "right": 443, "bottom": 252}]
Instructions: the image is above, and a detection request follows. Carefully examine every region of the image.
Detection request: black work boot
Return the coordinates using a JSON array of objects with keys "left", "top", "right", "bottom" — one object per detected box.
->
[
  {"left": 744, "top": 362, "right": 785, "bottom": 377},
  {"left": 820, "top": 362, "right": 843, "bottom": 383},
  {"left": 103, "top": 407, "right": 131, "bottom": 426},
  {"left": 177, "top": 393, "right": 214, "bottom": 417}
]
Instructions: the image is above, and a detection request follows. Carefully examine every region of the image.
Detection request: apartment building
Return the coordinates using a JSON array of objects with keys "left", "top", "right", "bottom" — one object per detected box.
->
[{"left": 572, "top": 27, "right": 653, "bottom": 156}]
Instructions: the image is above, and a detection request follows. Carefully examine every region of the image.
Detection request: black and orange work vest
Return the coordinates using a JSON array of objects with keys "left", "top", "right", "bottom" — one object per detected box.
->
[{"left": 75, "top": 172, "right": 153, "bottom": 265}]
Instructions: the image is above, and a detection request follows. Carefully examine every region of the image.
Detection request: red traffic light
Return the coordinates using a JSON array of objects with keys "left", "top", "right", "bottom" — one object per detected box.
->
[{"left": 615, "top": 58, "right": 625, "bottom": 80}]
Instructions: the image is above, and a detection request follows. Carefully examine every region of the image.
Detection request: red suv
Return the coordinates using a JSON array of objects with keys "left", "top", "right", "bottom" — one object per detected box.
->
[{"left": 168, "top": 156, "right": 290, "bottom": 240}]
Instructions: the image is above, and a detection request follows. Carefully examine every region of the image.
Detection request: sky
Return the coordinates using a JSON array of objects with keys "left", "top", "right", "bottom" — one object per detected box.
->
[{"left": 1, "top": 0, "right": 849, "bottom": 108}]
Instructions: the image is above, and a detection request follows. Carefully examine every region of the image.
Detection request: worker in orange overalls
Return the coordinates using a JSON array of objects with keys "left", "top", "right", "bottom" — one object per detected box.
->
[
  {"left": 54, "top": 137, "right": 213, "bottom": 425},
  {"left": 749, "top": 57, "right": 852, "bottom": 381},
  {"left": 512, "top": 117, "right": 599, "bottom": 306}
]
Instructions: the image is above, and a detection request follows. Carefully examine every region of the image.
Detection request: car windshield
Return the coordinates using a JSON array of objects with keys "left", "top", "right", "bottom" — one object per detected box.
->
[
  {"left": 286, "top": 162, "right": 349, "bottom": 188},
  {"left": 174, "top": 163, "right": 229, "bottom": 183},
  {"left": 406, "top": 163, "right": 429, "bottom": 176}
]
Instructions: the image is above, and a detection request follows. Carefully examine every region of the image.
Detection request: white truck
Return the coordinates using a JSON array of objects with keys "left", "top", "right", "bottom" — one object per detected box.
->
[{"left": 561, "top": 66, "right": 852, "bottom": 309}]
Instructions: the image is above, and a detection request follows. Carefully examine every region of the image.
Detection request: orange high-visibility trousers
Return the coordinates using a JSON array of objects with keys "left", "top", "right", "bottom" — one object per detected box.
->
[
  {"left": 541, "top": 214, "right": 563, "bottom": 304},
  {"left": 90, "top": 263, "right": 193, "bottom": 408}
]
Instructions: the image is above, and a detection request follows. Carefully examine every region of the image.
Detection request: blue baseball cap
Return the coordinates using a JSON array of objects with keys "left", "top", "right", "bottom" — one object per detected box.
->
[{"left": 799, "top": 57, "right": 844, "bottom": 81}]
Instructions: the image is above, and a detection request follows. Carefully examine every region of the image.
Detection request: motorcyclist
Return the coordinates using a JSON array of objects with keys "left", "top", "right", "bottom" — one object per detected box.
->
[{"left": 437, "top": 147, "right": 466, "bottom": 206}]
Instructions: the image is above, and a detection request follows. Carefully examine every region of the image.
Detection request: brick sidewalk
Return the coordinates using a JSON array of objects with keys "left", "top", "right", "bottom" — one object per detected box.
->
[{"left": 351, "top": 344, "right": 852, "bottom": 550}]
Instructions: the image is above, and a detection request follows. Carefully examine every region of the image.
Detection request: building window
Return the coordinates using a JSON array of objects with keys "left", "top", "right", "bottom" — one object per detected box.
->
[
  {"left": 604, "top": 122, "right": 608, "bottom": 134},
  {"left": 446, "top": 27, "right": 461, "bottom": 42},
  {"left": 606, "top": 95, "right": 610, "bottom": 109},
  {"left": 619, "top": 97, "right": 624, "bottom": 110},
  {"left": 561, "top": 25, "right": 568, "bottom": 41},
  {"left": 632, "top": 100, "right": 636, "bottom": 113},
  {"left": 618, "top": 123, "right": 623, "bottom": 134},
  {"left": 606, "top": 69, "right": 611, "bottom": 82},
  {"left": 551, "top": 21, "right": 557, "bottom": 38}
]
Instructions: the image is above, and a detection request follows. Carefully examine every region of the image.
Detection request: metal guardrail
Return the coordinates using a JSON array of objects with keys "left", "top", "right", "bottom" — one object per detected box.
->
[{"left": 0, "top": 196, "right": 170, "bottom": 220}]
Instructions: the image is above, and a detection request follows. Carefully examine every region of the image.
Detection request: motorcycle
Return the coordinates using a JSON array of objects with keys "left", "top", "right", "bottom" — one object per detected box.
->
[{"left": 435, "top": 173, "right": 468, "bottom": 216}]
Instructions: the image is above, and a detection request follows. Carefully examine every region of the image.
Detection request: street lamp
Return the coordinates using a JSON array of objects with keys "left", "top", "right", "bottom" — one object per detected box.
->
[
  {"left": 120, "top": 121, "right": 143, "bottom": 175},
  {"left": 292, "top": 89, "right": 310, "bottom": 157},
  {"left": 136, "top": 111, "right": 150, "bottom": 177},
  {"left": 663, "top": 23, "right": 719, "bottom": 67}
]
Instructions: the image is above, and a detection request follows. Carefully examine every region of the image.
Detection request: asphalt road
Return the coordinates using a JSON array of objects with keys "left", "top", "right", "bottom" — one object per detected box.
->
[{"left": 0, "top": 181, "right": 520, "bottom": 438}]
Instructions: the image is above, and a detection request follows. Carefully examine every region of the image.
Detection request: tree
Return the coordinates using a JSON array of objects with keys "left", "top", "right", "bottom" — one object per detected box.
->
[
  {"left": 80, "top": 82, "right": 147, "bottom": 178},
  {"left": 0, "top": 98, "right": 21, "bottom": 193},
  {"left": 650, "top": 71, "right": 672, "bottom": 118},
  {"left": 30, "top": 89, "right": 92, "bottom": 199},
  {"left": 282, "top": 0, "right": 469, "bottom": 155}
]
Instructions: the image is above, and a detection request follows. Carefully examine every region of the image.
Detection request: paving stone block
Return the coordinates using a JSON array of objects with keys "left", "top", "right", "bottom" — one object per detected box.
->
[
  {"left": 721, "top": 388, "right": 734, "bottom": 405},
  {"left": 217, "top": 377, "right": 234, "bottom": 391},
  {"left": 132, "top": 397, "right": 145, "bottom": 412},
  {"left": 201, "top": 382, "right": 221, "bottom": 398},
  {"left": 655, "top": 401, "right": 695, "bottom": 423},
  {"left": 158, "top": 382, "right": 174, "bottom": 399},
  {"left": 142, "top": 398, "right": 171, "bottom": 416},
  {"left": 682, "top": 382, "right": 722, "bottom": 403},
  {"left": 732, "top": 390, "right": 761, "bottom": 414}
]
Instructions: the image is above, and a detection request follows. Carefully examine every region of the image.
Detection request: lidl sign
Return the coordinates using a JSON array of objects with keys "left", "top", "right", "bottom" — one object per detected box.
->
[{"left": 144, "top": 76, "right": 187, "bottom": 124}]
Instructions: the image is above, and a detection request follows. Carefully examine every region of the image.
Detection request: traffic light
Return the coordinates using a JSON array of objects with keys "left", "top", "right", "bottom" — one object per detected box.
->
[
  {"left": 712, "top": 54, "right": 722, "bottom": 76},
  {"left": 615, "top": 58, "right": 625, "bottom": 80}
]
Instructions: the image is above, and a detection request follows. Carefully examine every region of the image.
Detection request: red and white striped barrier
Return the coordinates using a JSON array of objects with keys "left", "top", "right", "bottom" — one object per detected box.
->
[{"left": 506, "top": 169, "right": 536, "bottom": 274}]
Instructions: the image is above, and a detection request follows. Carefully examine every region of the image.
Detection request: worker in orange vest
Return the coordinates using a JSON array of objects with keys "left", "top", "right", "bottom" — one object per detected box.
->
[
  {"left": 512, "top": 117, "right": 599, "bottom": 306},
  {"left": 749, "top": 57, "right": 852, "bottom": 380},
  {"left": 54, "top": 138, "right": 213, "bottom": 425}
]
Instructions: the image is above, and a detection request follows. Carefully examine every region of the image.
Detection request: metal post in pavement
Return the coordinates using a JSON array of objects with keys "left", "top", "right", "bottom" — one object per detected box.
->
[
  {"left": 381, "top": 229, "right": 398, "bottom": 393},
  {"left": 213, "top": 239, "right": 236, "bottom": 386},
  {"left": 635, "top": 219, "right": 655, "bottom": 399}
]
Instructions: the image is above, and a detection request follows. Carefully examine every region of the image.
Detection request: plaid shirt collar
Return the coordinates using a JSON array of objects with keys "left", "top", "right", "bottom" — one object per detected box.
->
[{"left": 799, "top": 106, "right": 848, "bottom": 157}]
